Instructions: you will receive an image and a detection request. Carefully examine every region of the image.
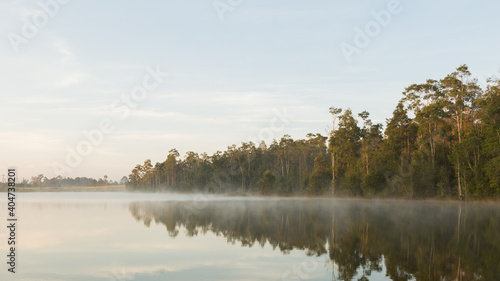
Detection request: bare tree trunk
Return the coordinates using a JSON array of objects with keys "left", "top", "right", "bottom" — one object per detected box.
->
[
  {"left": 331, "top": 152, "right": 335, "bottom": 195},
  {"left": 429, "top": 122, "right": 435, "bottom": 168},
  {"left": 365, "top": 154, "right": 369, "bottom": 174},
  {"left": 458, "top": 159, "right": 462, "bottom": 198},
  {"left": 329, "top": 107, "right": 342, "bottom": 196}
]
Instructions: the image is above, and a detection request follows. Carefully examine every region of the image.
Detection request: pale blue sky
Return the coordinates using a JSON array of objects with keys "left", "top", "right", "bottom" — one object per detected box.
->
[{"left": 1, "top": 0, "right": 499, "bottom": 180}]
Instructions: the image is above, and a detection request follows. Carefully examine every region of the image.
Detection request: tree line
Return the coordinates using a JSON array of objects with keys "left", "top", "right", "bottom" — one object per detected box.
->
[
  {"left": 0, "top": 174, "right": 127, "bottom": 188},
  {"left": 127, "top": 65, "right": 500, "bottom": 199}
]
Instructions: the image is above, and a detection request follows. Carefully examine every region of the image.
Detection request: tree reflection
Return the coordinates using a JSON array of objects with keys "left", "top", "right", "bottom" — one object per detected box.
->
[{"left": 129, "top": 199, "right": 500, "bottom": 280}]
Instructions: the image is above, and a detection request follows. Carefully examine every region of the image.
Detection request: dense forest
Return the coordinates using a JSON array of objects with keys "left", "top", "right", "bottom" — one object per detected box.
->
[
  {"left": 129, "top": 199, "right": 500, "bottom": 280},
  {"left": 127, "top": 65, "right": 500, "bottom": 199}
]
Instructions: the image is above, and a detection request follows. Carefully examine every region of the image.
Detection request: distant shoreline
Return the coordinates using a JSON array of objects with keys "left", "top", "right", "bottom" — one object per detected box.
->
[{"left": 0, "top": 185, "right": 125, "bottom": 192}]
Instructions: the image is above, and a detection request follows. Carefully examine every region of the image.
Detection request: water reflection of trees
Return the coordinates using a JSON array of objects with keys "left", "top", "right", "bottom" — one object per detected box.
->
[{"left": 129, "top": 199, "right": 500, "bottom": 281}]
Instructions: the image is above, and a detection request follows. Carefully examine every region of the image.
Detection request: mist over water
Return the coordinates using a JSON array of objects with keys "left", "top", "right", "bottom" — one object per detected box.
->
[{"left": 1, "top": 193, "right": 499, "bottom": 280}]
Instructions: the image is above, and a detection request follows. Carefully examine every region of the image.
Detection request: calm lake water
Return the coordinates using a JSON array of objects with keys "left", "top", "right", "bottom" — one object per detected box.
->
[{"left": 1, "top": 192, "right": 499, "bottom": 281}]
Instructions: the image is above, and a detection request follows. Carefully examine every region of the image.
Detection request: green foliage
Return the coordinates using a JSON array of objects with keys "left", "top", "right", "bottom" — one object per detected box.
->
[
  {"left": 258, "top": 170, "right": 276, "bottom": 194},
  {"left": 306, "top": 154, "right": 332, "bottom": 195}
]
